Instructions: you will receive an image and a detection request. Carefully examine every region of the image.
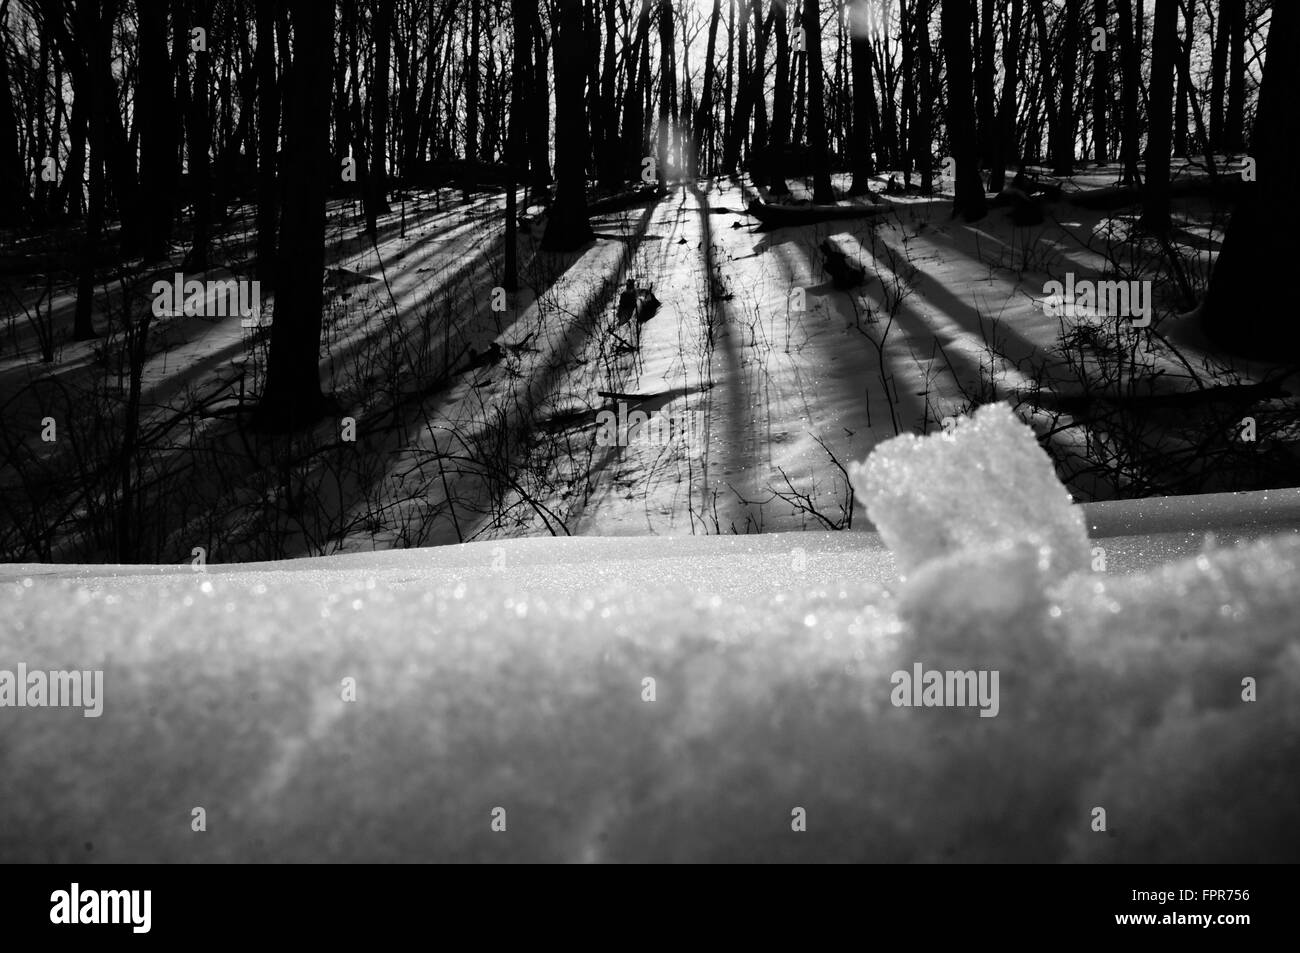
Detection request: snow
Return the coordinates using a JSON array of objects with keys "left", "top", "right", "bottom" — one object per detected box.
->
[
  {"left": 2, "top": 406, "right": 1298, "bottom": 862},
  {"left": 6, "top": 165, "right": 1291, "bottom": 563},
  {"left": 849, "top": 402, "right": 1091, "bottom": 577}
]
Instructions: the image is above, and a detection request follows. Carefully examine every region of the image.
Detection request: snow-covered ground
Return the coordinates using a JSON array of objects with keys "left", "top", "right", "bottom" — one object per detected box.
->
[
  {"left": 7, "top": 164, "right": 1289, "bottom": 563},
  {"left": 3, "top": 407, "right": 1297, "bottom": 862}
]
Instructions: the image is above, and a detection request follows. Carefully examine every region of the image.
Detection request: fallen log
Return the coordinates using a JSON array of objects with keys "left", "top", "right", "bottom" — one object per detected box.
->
[
  {"left": 587, "top": 186, "right": 662, "bottom": 215},
  {"left": 745, "top": 198, "right": 893, "bottom": 231},
  {"left": 1068, "top": 175, "right": 1249, "bottom": 211}
]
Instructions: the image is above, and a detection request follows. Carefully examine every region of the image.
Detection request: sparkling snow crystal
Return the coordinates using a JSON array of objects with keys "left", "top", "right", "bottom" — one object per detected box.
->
[{"left": 848, "top": 403, "right": 1091, "bottom": 578}]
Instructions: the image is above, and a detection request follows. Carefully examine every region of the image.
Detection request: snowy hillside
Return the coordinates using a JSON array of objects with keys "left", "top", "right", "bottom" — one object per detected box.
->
[{"left": 3, "top": 407, "right": 1297, "bottom": 862}]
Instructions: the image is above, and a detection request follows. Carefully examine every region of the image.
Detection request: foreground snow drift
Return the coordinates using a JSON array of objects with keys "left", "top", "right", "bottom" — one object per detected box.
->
[{"left": 2, "top": 408, "right": 1298, "bottom": 862}]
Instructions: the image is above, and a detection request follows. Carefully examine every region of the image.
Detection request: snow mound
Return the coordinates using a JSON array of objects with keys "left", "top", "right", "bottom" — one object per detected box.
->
[
  {"left": 849, "top": 403, "right": 1090, "bottom": 578},
  {"left": 1, "top": 408, "right": 1297, "bottom": 862}
]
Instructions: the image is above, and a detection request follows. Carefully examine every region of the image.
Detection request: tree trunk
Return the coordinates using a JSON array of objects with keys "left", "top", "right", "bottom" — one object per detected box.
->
[
  {"left": 597, "top": 0, "right": 622, "bottom": 187},
  {"left": 991, "top": 0, "right": 1022, "bottom": 191},
  {"left": 137, "top": 0, "right": 177, "bottom": 262},
  {"left": 656, "top": 0, "right": 675, "bottom": 189},
  {"left": 187, "top": 0, "right": 213, "bottom": 269},
  {"left": 253, "top": 0, "right": 336, "bottom": 432},
  {"left": 1093, "top": 0, "right": 1108, "bottom": 165},
  {"left": 1173, "top": 0, "right": 1191, "bottom": 156},
  {"left": 694, "top": 0, "right": 722, "bottom": 179},
  {"left": 1223, "top": 0, "right": 1245, "bottom": 154},
  {"left": 506, "top": 0, "right": 529, "bottom": 290},
  {"left": 1116, "top": 0, "right": 1140, "bottom": 185},
  {"left": 1027, "top": 0, "right": 1055, "bottom": 165},
  {"left": 466, "top": 0, "right": 480, "bottom": 163},
  {"left": 0, "top": 0, "right": 27, "bottom": 224},
  {"left": 541, "top": 0, "right": 593, "bottom": 250},
  {"left": 365, "top": 0, "right": 393, "bottom": 234},
  {"left": 792, "top": 9, "right": 806, "bottom": 145},
  {"left": 1051, "top": 0, "right": 1080, "bottom": 175},
  {"left": 747, "top": 0, "right": 766, "bottom": 158},
  {"left": 1202, "top": 0, "right": 1298, "bottom": 361},
  {"left": 72, "top": 0, "right": 117, "bottom": 340},
  {"left": 804, "top": 0, "right": 834, "bottom": 202},
  {"left": 1208, "top": 0, "right": 1227, "bottom": 151},
  {"left": 529, "top": 10, "right": 551, "bottom": 187},
  {"left": 914, "top": 0, "right": 933, "bottom": 193},
  {"left": 848, "top": 0, "right": 877, "bottom": 194},
  {"left": 60, "top": 88, "right": 86, "bottom": 218},
  {"left": 723, "top": 0, "right": 751, "bottom": 171},
  {"left": 623, "top": 0, "right": 651, "bottom": 180},
  {"left": 723, "top": 0, "right": 734, "bottom": 154},
  {"left": 976, "top": 0, "right": 996, "bottom": 167},
  {"left": 1141, "top": 0, "right": 1176, "bottom": 232},
  {"left": 255, "top": 0, "right": 279, "bottom": 289},
  {"left": 940, "top": 0, "right": 985, "bottom": 219}
]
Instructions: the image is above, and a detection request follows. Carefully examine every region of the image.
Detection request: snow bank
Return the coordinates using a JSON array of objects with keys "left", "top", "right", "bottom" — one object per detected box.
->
[{"left": 1, "top": 407, "right": 1297, "bottom": 862}]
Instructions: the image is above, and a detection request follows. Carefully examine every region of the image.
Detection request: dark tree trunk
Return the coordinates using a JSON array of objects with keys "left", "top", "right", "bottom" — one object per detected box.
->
[
  {"left": 253, "top": 0, "right": 336, "bottom": 432},
  {"left": 914, "top": 0, "right": 933, "bottom": 194},
  {"left": 0, "top": 0, "right": 26, "bottom": 224},
  {"left": 940, "top": 0, "right": 985, "bottom": 219},
  {"left": 1116, "top": 0, "right": 1140, "bottom": 185},
  {"left": 1051, "top": 0, "right": 1080, "bottom": 175},
  {"left": 991, "top": 0, "right": 1022, "bottom": 191},
  {"left": 901, "top": 0, "right": 915, "bottom": 184},
  {"left": 848, "top": 0, "right": 877, "bottom": 195},
  {"left": 723, "top": 0, "right": 734, "bottom": 152},
  {"left": 412, "top": 8, "right": 439, "bottom": 168},
  {"left": 1141, "top": 0, "right": 1176, "bottom": 232},
  {"left": 61, "top": 88, "right": 87, "bottom": 218},
  {"left": 747, "top": 0, "right": 766, "bottom": 158},
  {"left": 803, "top": 0, "right": 834, "bottom": 202},
  {"left": 71, "top": 0, "right": 118, "bottom": 341},
  {"left": 976, "top": 0, "right": 996, "bottom": 167},
  {"left": 656, "top": 0, "right": 675, "bottom": 189},
  {"left": 596, "top": 0, "right": 622, "bottom": 187},
  {"left": 541, "top": 0, "right": 593, "bottom": 250},
  {"left": 529, "top": 9, "right": 551, "bottom": 186},
  {"left": 623, "top": 0, "right": 651, "bottom": 180},
  {"left": 694, "top": 0, "right": 722, "bottom": 179},
  {"left": 466, "top": 0, "right": 480, "bottom": 162},
  {"left": 137, "top": 0, "right": 177, "bottom": 262},
  {"left": 1093, "top": 0, "right": 1108, "bottom": 164},
  {"left": 1030, "top": 0, "right": 1056, "bottom": 165},
  {"left": 255, "top": 0, "right": 279, "bottom": 289},
  {"left": 1202, "top": 0, "right": 1298, "bottom": 361},
  {"left": 1209, "top": 0, "right": 1227, "bottom": 151},
  {"left": 365, "top": 0, "right": 393, "bottom": 234},
  {"left": 1173, "top": 0, "right": 1192, "bottom": 156},
  {"left": 505, "top": 0, "right": 529, "bottom": 290},
  {"left": 792, "top": 9, "right": 806, "bottom": 145},
  {"left": 187, "top": 0, "right": 213, "bottom": 269},
  {"left": 1223, "top": 0, "right": 1246, "bottom": 154},
  {"left": 723, "top": 0, "right": 751, "bottom": 171}
]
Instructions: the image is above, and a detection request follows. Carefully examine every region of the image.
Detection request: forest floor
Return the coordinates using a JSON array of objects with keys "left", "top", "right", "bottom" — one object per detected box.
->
[{"left": 2, "top": 161, "right": 1297, "bottom": 562}]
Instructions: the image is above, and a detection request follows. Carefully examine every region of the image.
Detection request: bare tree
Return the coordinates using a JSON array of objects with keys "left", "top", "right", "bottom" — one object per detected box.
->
[
  {"left": 1141, "top": 0, "right": 1177, "bottom": 231},
  {"left": 1202, "top": 0, "right": 1297, "bottom": 360},
  {"left": 848, "top": 0, "right": 878, "bottom": 195},
  {"left": 940, "top": 0, "right": 986, "bottom": 219},
  {"left": 1116, "top": 0, "right": 1140, "bottom": 185},
  {"left": 253, "top": 0, "right": 336, "bottom": 432},
  {"left": 254, "top": 0, "right": 279, "bottom": 288},
  {"left": 804, "top": 0, "right": 834, "bottom": 202},
  {"left": 541, "top": 0, "right": 593, "bottom": 249},
  {"left": 0, "top": 0, "right": 28, "bottom": 224},
  {"left": 1093, "top": 0, "right": 1108, "bottom": 164}
]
